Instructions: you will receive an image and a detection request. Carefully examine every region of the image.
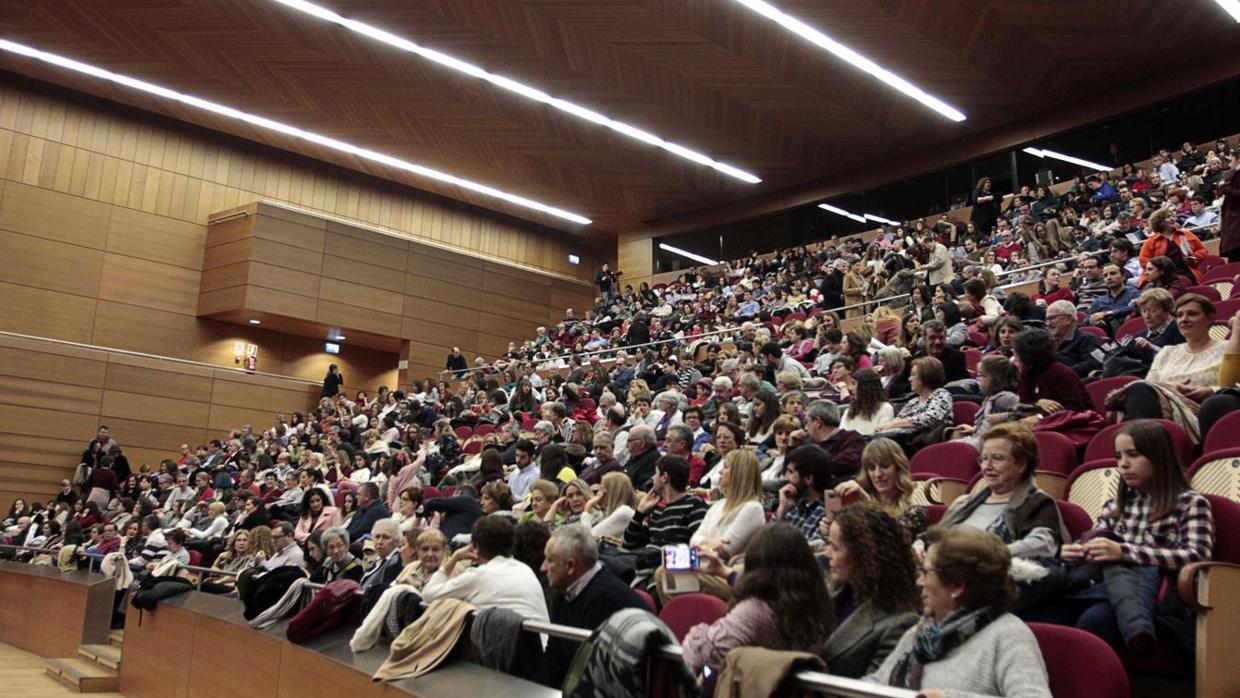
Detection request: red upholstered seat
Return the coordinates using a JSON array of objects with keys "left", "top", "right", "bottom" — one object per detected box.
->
[
  {"left": 635, "top": 589, "right": 657, "bottom": 613},
  {"left": 1056, "top": 500, "right": 1094, "bottom": 541},
  {"left": 951, "top": 400, "right": 979, "bottom": 427},
  {"left": 1085, "top": 376, "right": 1138, "bottom": 415},
  {"left": 1078, "top": 325, "right": 1108, "bottom": 338},
  {"left": 1084, "top": 419, "right": 1193, "bottom": 468},
  {"left": 1028, "top": 623, "right": 1129, "bottom": 698},
  {"left": 909, "top": 441, "right": 979, "bottom": 481},
  {"left": 658, "top": 593, "right": 727, "bottom": 642}
]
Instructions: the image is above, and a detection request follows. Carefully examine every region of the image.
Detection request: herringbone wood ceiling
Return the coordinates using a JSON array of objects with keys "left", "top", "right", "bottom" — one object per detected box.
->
[{"left": 0, "top": 1, "right": 1234, "bottom": 234}]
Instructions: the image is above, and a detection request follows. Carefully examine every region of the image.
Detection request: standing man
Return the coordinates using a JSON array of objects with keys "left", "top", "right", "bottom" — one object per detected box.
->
[
  {"left": 445, "top": 347, "right": 468, "bottom": 379},
  {"left": 922, "top": 235, "right": 954, "bottom": 287},
  {"left": 595, "top": 263, "right": 620, "bottom": 302}
]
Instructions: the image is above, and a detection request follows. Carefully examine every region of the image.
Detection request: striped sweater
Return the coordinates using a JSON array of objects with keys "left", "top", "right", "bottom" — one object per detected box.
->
[{"left": 622, "top": 495, "right": 708, "bottom": 551}]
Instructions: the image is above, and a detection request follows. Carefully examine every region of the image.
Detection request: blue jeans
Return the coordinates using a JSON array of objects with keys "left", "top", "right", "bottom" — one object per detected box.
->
[{"left": 1072, "top": 564, "right": 1161, "bottom": 647}]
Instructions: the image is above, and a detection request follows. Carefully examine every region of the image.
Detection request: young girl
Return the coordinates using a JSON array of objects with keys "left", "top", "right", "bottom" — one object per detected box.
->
[
  {"left": 1059, "top": 421, "right": 1214, "bottom": 654},
  {"left": 951, "top": 356, "right": 1019, "bottom": 447},
  {"left": 840, "top": 369, "right": 894, "bottom": 436}
]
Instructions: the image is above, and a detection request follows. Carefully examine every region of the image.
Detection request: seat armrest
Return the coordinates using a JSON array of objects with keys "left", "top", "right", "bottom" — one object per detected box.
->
[
  {"left": 924, "top": 477, "right": 969, "bottom": 506},
  {"left": 1178, "top": 561, "right": 1240, "bottom": 698}
]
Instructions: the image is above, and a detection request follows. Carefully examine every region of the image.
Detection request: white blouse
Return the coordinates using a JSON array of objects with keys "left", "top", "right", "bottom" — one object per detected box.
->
[
  {"left": 1147, "top": 340, "right": 1224, "bottom": 388},
  {"left": 690, "top": 499, "right": 765, "bottom": 556},
  {"left": 842, "top": 402, "right": 895, "bottom": 436}
]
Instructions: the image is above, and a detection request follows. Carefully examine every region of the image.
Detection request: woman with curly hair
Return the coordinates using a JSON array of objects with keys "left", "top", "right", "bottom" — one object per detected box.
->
[
  {"left": 821, "top": 505, "right": 920, "bottom": 678},
  {"left": 681, "top": 523, "right": 836, "bottom": 674}
]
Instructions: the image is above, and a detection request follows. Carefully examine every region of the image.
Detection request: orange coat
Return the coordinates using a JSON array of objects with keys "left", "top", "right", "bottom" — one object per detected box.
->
[{"left": 1137, "top": 228, "right": 1208, "bottom": 286}]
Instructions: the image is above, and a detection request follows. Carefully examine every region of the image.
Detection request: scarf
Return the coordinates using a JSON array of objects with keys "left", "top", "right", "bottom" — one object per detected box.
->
[{"left": 888, "top": 605, "right": 1004, "bottom": 689}]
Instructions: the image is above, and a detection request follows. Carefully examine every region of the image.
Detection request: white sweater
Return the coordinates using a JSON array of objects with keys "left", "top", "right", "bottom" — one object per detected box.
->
[
  {"left": 421, "top": 555, "right": 549, "bottom": 622},
  {"left": 690, "top": 499, "right": 765, "bottom": 556},
  {"left": 590, "top": 505, "right": 635, "bottom": 540}
]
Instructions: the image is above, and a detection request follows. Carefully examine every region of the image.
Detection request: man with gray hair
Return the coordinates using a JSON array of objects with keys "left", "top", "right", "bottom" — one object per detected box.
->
[
  {"left": 540, "top": 525, "right": 646, "bottom": 687},
  {"left": 1045, "top": 299, "right": 1103, "bottom": 377},
  {"left": 360, "top": 518, "right": 402, "bottom": 592},
  {"left": 735, "top": 372, "right": 762, "bottom": 420},
  {"left": 797, "top": 401, "right": 864, "bottom": 489},
  {"left": 701, "top": 375, "right": 733, "bottom": 423},
  {"left": 623, "top": 424, "right": 659, "bottom": 490}
]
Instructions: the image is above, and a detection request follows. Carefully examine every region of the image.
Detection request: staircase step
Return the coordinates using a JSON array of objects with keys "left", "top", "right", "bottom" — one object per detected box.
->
[
  {"left": 108, "top": 629, "right": 124, "bottom": 648},
  {"left": 44, "top": 657, "right": 119, "bottom": 693},
  {"left": 79, "top": 643, "right": 122, "bottom": 670}
]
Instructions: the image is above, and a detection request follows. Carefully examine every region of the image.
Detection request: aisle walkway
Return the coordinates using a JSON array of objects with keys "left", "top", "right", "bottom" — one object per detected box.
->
[{"left": 0, "top": 642, "right": 124, "bottom": 698}]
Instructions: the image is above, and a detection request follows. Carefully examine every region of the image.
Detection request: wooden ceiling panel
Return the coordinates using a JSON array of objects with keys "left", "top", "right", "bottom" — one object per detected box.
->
[{"left": 0, "top": 0, "right": 1234, "bottom": 234}]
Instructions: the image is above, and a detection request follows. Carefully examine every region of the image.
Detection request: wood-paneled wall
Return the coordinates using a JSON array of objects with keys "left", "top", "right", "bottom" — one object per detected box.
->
[
  {"left": 199, "top": 202, "right": 598, "bottom": 384},
  {"left": 0, "top": 333, "right": 324, "bottom": 513}
]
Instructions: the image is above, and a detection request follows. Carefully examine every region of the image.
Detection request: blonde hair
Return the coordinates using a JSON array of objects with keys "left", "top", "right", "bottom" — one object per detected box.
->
[
  {"left": 600, "top": 472, "right": 637, "bottom": 518},
  {"left": 207, "top": 501, "right": 226, "bottom": 517},
  {"left": 720, "top": 449, "right": 763, "bottom": 519},
  {"left": 248, "top": 525, "right": 274, "bottom": 557},
  {"left": 872, "top": 305, "right": 898, "bottom": 322},
  {"left": 857, "top": 438, "right": 916, "bottom": 512}
]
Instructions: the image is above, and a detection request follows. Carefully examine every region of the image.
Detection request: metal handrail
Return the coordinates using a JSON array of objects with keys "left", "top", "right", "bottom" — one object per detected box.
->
[
  {"left": 0, "top": 543, "right": 917, "bottom": 697},
  {"left": 0, "top": 330, "right": 322, "bottom": 387},
  {"left": 440, "top": 211, "right": 1222, "bottom": 378}
]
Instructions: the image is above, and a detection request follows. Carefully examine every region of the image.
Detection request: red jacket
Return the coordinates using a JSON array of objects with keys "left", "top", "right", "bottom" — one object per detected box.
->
[{"left": 1137, "top": 228, "right": 1208, "bottom": 285}]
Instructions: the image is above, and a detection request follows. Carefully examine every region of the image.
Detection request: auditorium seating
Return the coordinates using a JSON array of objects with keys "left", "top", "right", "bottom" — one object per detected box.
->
[
  {"left": 1187, "top": 449, "right": 1240, "bottom": 502},
  {"left": 1083, "top": 420, "right": 1194, "bottom": 468},
  {"left": 1203, "top": 412, "right": 1240, "bottom": 453},
  {"left": 658, "top": 593, "right": 728, "bottom": 642}
]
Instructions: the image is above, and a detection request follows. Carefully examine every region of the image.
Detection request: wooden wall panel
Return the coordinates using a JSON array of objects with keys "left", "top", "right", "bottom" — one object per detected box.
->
[
  {"left": 0, "top": 229, "right": 105, "bottom": 297},
  {"left": 0, "top": 181, "right": 110, "bottom": 249},
  {"left": 99, "top": 253, "right": 201, "bottom": 315},
  {"left": 100, "top": 391, "right": 211, "bottom": 429},
  {"left": 0, "top": 281, "right": 97, "bottom": 342},
  {"left": 106, "top": 206, "right": 205, "bottom": 269}
]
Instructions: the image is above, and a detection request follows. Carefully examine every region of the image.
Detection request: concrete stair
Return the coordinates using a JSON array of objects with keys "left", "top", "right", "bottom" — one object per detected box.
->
[{"left": 44, "top": 630, "right": 123, "bottom": 692}]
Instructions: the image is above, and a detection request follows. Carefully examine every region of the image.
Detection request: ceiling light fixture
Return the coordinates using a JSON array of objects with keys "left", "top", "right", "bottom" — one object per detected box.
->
[
  {"left": 269, "top": 0, "right": 762, "bottom": 184},
  {"left": 1023, "top": 147, "right": 1111, "bottom": 172},
  {"left": 818, "top": 203, "right": 865, "bottom": 223},
  {"left": 334, "top": 335, "right": 346, "bottom": 341},
  {"left": 1212, "top": 0, "right": 1240, "bottom": 22},
  {"left": 249, "top": 319, "right": 262, "bottom": 325},
  {"left": 863, "top": 213, "right": 899, "bottom": 226},
  {"left": 0, "top": 39, "right": 592, "bottom": 225},
  {"left": 659, "top": 243, "right": 719, "bottom": 266},
  {"left": 730, "top": 0, "right": 966, "bottom": 122}
]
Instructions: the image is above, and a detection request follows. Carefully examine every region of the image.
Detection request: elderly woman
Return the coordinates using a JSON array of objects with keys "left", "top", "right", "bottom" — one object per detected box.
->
[
  {"left": 864, "top": 526, "right": 1052, "bottom": 697},
  {"left": 822, "top": 506, "right": 920, "bottom": 678},
  {"left": 938, "top": 423, "right": 1065, "bottom": 562},
  {"left": 518, "top": 479, "right": 560, "bottom": 525},
  {"left": 874, "top": 357, "right": 953, "bottom": 450},
  {"left": 350, "top": 528, "right": 449, "bottom": 652},
  {"left": 1107, "top": 293, "right": 1224, "bottom": 441},
  {"left": 831, "top": 438, "right": 929, "bottom": 538},
  {"left": 875, "top": 346, "right": 909, "bottom": 398},
  {"left": 311, "top": 527, "right": 363, "bottom": 583},
  {"left": 1103, "top": 288, "right": 1184, "bottom": 377}
]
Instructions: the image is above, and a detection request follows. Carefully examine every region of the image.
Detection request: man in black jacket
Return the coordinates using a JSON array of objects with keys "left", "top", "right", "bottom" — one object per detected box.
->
[
  {"left": 622, "top": 425, "right": 660, "bottom": 491},
  {"left": 897, "top": 320, "right": 969, "bottom": 387},
  {"left": 540, "top": 524, "right": 647, "bottom": 687}
]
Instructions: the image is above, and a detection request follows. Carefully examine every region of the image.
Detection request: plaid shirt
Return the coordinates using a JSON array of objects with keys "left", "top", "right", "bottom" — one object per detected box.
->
[
  {"left": 783, "top": 498, "right": 826, "bottom": 543},
  {"left": 1095, "top": 490, "right": 1214, "bottom": 570}
]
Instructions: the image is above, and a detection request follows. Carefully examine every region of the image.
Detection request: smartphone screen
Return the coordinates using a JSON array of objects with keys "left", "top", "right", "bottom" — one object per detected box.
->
[{"left": 662, "top": 544, "right": 699, "bottom": 571}]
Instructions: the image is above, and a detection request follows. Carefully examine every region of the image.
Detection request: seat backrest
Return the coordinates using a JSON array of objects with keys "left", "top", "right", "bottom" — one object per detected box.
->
[
  {"left": 952, "top": 400, "right": 980, "bottom": 427},
  {"left": 1028, "top": 623, "right": 1129, "bottom": 698},
  {"left": 473, "top": 423, "right": 496, "bottom": 437},
  {"left": 1183, "top": 285, "right": 1223, "bottom": 302},
  {"left": 658, "top": 593, "right": 727, "bottom": 641},
  {"left": 1187, "top": 449, "right": 1240, "bottom": 504},
  {"left": 1064, "top": 459, "right": 1122, "bottom": 520},
  {"left": 1203, "top": 262, "right": 1240, "bottom": 283},
  {"left": 1203, "top": 494, "right": 1240, "bottom": 564},
  {"left": 1083, "top": 419, "right": 1193, "bottom": 469},
  {"left": 1084, "top": 375, "right": 1138, "bottom": 415},
  {"left": 926, "top": 504, "right": 947, "bottom": 525},
  {"left": 1114, "top": 317, "right": 1146, "bottom": 342},
  {"left": 1056, "top": 500, "right": 1094, "bottom": 541},
  {"left": 963, "top": 347, "right": 982, "bottom": 372},
  {"left": 455, "top": 426, "right": 473, "bottom": 440},
  {"left": 421, "top": 486, "right": 441, "bottom": 500},
  {"left": 1034, "top": 431, "right": 1080, "bottom": 476},
  {"left": 635, "top": 589, "right": 657, "bottom": 613},
  {"left": 909, "top": 442, "right": 979, "bottom": 481}
]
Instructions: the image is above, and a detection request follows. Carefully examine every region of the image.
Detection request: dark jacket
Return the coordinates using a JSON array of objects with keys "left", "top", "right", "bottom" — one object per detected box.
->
[
  {"left": 421, "top": 496, "right": 482, "bottom": 540},
  {"left": 821, "top": 589, "right": 918, "bottom": 679},
  {"left": 1018, "top": 361, "right": 1092, "bottom": 413},
  {"left": 816, "top": 429, "right": 864, "bottom": 489},
  {"left": 898, "top": 346, "right": 968, "bottom": 386},
  {"left": 321, "top": 371, "right": 344, "bottom": 398},
  {"left": 623, "top": 448, "right": 661, "bottom": 491},
  {"left": 345, "top": 500, "right": 392, "bottom": 543},
  {"left": 1057, "top": 329, "right": 1102, "bottom": 378},
  {"left": 542, "top": 566, "right": 648, "bottom": 687},
  {"left": 1220, "top": 168, "right": 1240, "bottom": 256}
]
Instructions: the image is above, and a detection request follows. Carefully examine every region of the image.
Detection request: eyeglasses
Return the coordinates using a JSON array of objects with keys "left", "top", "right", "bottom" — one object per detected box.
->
[{"left": 977, "top": 453, "right": 1011, "bottom": 465}]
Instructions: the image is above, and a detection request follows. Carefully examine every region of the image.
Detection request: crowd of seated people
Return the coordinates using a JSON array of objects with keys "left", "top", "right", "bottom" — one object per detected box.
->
[{"left": 0, "top": 137, "right": 1236, "bottom": 696}]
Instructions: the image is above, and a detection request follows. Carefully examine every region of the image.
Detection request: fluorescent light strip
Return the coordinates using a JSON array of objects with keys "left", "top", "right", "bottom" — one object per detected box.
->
[
  {"left": 818, "top": 203, "right": 865, "bottom": 223},
  {"left": 270, "top": 0, "right": 762, "bottom": 184},
  {"left": 1213, "top": 0, "right": 1240, "bottom": 22},
  {"left": 731, "top": 0, "right": 966, "bottom": 122},
  {"left": 659, "top": 243, "right": 719, "bottom": 266},
  {"left": 864, "top": 213, "right": 899, "bottom": 226},
  {"left": 0, "top": 39, "right": 592, "bottom": 225},
  {"left": 1023, "top": 147, "right": 1111, "bottom": 172}
]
